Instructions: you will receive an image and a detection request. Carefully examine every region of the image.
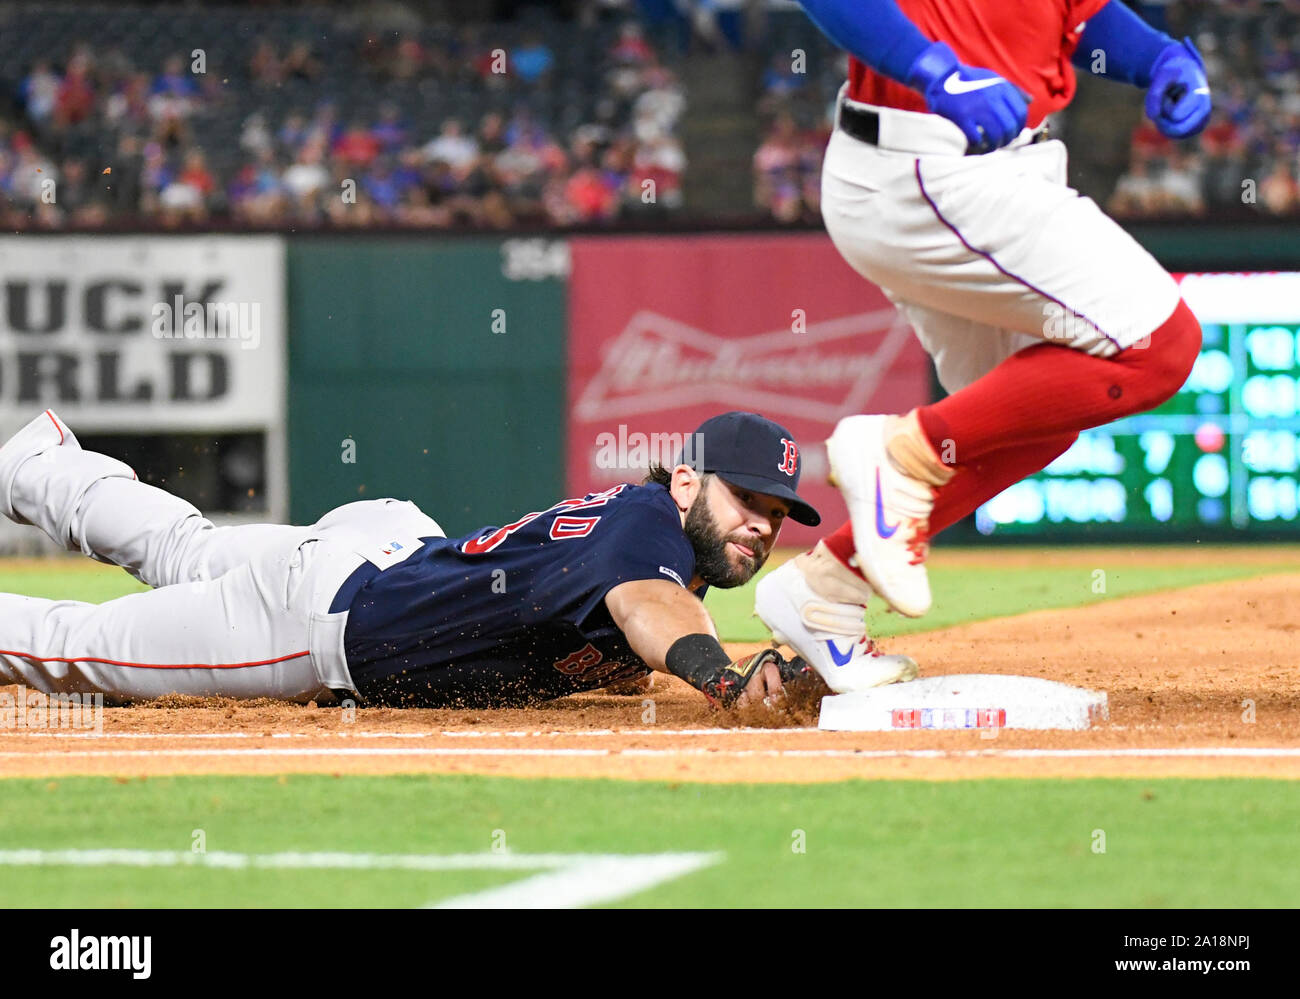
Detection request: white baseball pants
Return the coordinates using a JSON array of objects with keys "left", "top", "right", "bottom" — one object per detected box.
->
[
  {"left": 821, "top": 99, "right": 1183, "bottom": 394},
  {"left": 0, "top": 414, "right": 443, "bottom": 703}
]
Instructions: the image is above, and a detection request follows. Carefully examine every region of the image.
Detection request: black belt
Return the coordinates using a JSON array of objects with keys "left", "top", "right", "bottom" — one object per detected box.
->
[
  {"left": 839, "top": 104, "right": 883, "bottom": 145},
  {"left": 838, "top": 103, "right": 1048, "bottom": 155}
]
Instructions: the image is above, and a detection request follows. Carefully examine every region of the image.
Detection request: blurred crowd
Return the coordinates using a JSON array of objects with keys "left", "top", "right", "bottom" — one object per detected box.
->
[
  {"left": 6, "top": 2, "right": 1300, "bottom": 229},
  {"left": 752, "top": 112, "right": 832, "bottom": 224},
  {"left": 1108, "top": 2, "right": 1300, "bottom": 218},
  {"left": 3, "top": 45, "right": 219, "bottom": 228},
  {"left": 751, "top": 44, "right": 846, "bottom": 224},
  {"left": 0, "top": 20, "right": 685, "bottom": 229}
]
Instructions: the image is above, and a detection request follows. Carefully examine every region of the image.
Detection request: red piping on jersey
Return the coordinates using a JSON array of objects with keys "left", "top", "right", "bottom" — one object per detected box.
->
[
  {"left": 0, "top": 648, "right": 312, "bottom": 670},
  {"left": 43, "top": 410, "right": 64, "bottom": 444},
  {"left": 911, "top": 159, "right": 1123, "bottom": 353}
]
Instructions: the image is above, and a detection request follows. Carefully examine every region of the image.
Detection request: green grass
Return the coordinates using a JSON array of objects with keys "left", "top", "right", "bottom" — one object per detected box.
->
[
  {"left": 1, "top": 556, "right": 1295, "bottom": 908},
  {"left": 1, "top": 775, "right": 1297, "bottom": 907},
  {"left": 0, "top": 564, "right": 149, "bottom": 604},
  {"left": 706, "top": 552, "right": 1300, "bottom": 642}
]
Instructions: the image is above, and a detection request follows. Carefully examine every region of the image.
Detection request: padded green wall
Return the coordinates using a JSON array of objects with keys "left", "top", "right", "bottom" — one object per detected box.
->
[
  {"left": 285, "top": 225, "right": 1300, "bottom": 537},
  {"left": 287, "top": 238, "right": 566, "bottom": 535}
]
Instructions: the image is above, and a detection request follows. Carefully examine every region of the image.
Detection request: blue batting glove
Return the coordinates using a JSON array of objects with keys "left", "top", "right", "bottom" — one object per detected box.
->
[
  {"left": 1145, "top": 37, "right": 1212, "bottom": 139},
  {"left": 906, "top": 40, "right": 1029, "bottom": 154}
]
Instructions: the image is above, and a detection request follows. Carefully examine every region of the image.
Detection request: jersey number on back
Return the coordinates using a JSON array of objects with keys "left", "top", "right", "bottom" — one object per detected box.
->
[{"left": 461, "top": 484, "right": 628, "bottom": 555}]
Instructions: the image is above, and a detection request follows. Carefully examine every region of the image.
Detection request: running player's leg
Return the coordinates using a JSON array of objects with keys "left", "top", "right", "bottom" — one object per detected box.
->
[
  {"left": 824, "top": 136, "right": 1200, "bottom": 460},
  {"left": 893, "top": 301, "right": 1084, "bottom": 535},
  {"left": 814, "top": 305, "right": 1082, "bottom": 595},
  {"left": 760, "top": 415, "right": 1078, "bottom": 687},
  {"left": 0, "top": 539, "right": 326, "bottom": 702},
  {"left": 821, "top": 430, "right": 1079, "bottom": 570},
  {"left": 0, "top": 410, "right": 310, "bottom": 587},
  {"left": 818, "top": 133, "right": 1198, "bottom": 613}
]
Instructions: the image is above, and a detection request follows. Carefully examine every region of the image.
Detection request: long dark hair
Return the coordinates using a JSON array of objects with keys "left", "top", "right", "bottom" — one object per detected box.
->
[{"left": 642, "top": 463, "right": 672, "bottom": 487}]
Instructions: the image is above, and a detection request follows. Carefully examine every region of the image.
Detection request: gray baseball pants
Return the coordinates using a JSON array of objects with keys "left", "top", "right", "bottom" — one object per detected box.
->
[{"left": 0, "top": 411, "right": 442, "bottom": 704}]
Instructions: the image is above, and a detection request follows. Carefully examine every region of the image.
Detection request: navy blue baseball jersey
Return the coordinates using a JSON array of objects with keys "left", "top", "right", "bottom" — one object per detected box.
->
[{"left": 337, "top": 483, "right": 702, "bottom": 707}]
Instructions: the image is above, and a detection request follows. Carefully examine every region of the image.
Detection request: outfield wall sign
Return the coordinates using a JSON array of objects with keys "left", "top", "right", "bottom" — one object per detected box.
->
[
  {"left": 565, "top": 234, "right": 931, "bottom": 545},
  {"left": 0, "top": 236, "right": 285, "bottom": 430},
  {"left": 0, "top": 236, "right": 288, "bottom": 540}
]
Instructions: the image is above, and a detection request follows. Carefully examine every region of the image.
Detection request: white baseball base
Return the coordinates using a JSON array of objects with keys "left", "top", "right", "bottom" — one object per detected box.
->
[{"left": 817, "top": 674, "right": 1109, "bottom": 732}]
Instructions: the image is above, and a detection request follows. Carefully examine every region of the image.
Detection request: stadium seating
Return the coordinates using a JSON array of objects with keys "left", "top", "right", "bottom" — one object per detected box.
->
[
  {"left": 1, "top": 1, "right": 1295, "bottom": 229},
  {"left": 0, "top": 3, "right": 685, "bottom": 228}
]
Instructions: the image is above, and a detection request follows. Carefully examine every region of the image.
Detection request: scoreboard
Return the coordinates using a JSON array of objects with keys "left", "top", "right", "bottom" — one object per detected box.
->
[{"left": 975, "top": 273, "right": 1300, "bottom": 539}]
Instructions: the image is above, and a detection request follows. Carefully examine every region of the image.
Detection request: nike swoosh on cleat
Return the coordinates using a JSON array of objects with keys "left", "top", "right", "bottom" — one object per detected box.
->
[
  {"left": 826, "top": 640, "right": 854, "bottom": 667},
  {"left": 875, "top": 469, "right": 899, "bottom": 539},
  {"left": 942, "top": 73, "right": 1003, "bottom": 96}
]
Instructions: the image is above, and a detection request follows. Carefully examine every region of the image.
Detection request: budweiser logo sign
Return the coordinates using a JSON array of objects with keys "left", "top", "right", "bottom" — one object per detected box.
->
[
  {"left": 565, "top": 234, "right": 932, "bottom": 540},
  {"left": 573, "top": 307, "right": 916, "bottom": 424}
]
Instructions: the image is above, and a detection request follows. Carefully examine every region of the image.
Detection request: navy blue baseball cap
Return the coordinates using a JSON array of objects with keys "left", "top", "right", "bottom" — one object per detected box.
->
[{"left": 675, "top": 411, "right": 821, "bottom": 526}]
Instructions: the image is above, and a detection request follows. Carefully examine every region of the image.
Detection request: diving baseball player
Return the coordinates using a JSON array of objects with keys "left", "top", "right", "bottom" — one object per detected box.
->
[
  {"left": 0, "top": 409, "right": 893, "bottom": 710},
  {"left": 756, "top": 1, "right": 1209, "bottom": 680}
]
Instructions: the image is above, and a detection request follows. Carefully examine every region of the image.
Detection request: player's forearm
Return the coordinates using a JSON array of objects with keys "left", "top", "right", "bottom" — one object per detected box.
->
[
  {"left": 1071, "top": 0, "right": 1173, "bottom": 88},
  {"left": 605, "top": 580, "right": 777, "bottom": 707},
  {"left": 625, "top": 599, "right": 718, "bottom": 673},
  {"left": 796, "top": 0, "right": 932, "bottom": 85},
  {"left": 605, "top": 578, "right": 718, "bottom": 671}
]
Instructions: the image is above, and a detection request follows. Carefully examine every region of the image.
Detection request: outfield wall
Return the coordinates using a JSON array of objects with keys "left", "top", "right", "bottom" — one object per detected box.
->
[
  {"left": 3, "top": 226, "right": 1299, "bottom": 549},
  {"left": 283, "top": 227, "right": 1300, "bottom": 543},
  {"left": 283, "top": 233, "right": 932, "bottom": 545},
  {"left": 285, "top": 237, "right": 568, "bottom": 535}
]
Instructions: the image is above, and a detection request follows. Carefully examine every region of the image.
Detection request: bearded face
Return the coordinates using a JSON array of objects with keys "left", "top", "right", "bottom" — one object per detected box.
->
[{"left": 683, "top": 479, "right": 771, "bottom": 588}]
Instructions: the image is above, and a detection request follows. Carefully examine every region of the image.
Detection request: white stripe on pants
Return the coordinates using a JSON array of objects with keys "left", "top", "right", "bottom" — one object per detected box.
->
[{"left": 0, "top": 443, "right": 442, "bottom": 703}]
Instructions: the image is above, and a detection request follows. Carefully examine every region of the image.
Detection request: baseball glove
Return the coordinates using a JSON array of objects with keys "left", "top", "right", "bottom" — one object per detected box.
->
[{"left": 707, "top": 648, "right": 828, "bottom": 708}]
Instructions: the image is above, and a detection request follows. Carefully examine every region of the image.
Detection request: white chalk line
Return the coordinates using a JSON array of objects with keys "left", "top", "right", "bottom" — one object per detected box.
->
[
  {"left": 0, "top": 848, "right": 723, "bottom": 909},
  {"left": 1, "top": 727, "right": 819, "bottom": 739},
  {"left": 1, "top": 746, "right": 1299, "bottom": 760},
  {"left": 429, "top": 852, "right": 720, "bottom": 908}
]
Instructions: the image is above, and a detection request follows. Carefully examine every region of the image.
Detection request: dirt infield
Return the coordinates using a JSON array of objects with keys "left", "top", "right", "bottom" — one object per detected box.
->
[{"left": 3, "top": 563, "right": 1299, "bottom": 782}]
